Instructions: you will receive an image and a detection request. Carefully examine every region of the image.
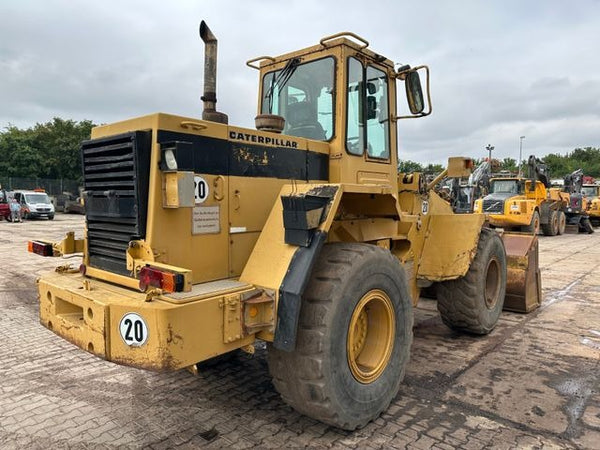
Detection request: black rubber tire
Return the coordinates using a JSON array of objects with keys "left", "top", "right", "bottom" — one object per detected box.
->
[
  {"left": 557, "top": 211, "right": 566, "bottom": 235},
  {"left": 521, "top": 210, "right": 540, "bottom": 234},
  {"left": 580, "top": 217, "right": 594, "bottom": 234},
  {"left": 267, "top": 243, "right": 413, "bottom": 430},
  {"left": 48, "top": 215, "right": 54, "bottom": 220},
  {"left": 541, "top": 210, "right": 558, "bottom": 236},
  {"left": 436, "top": 228, "right": 507, "bottom": 335}
]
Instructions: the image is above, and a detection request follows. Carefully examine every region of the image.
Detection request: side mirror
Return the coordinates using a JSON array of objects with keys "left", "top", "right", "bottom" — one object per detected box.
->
[
  {"left": 393, "top": 65, "right": 431, "bottom": 120},
  {"left": 405, "top": 71, "right": 424, "bottom": 114}
]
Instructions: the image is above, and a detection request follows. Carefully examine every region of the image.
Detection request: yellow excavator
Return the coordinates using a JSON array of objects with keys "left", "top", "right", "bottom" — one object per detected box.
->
[{"left": 29, "top": 22, "right": 540, "bottom": 430}]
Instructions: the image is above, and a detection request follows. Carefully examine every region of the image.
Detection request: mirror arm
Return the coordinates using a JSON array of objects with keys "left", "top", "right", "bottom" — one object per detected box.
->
[{"left": 392, "top": 65, "right": 432, "bottom": 121}]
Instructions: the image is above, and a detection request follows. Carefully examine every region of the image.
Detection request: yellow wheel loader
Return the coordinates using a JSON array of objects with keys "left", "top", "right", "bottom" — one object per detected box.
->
[{"left": 30, "top": 22, "right": 541, "bottom": 430}]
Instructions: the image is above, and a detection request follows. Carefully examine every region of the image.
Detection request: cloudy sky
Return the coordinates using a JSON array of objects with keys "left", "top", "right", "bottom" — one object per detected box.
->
[{"left": 1, "top": 0, "right": 599, "bottom": 165}]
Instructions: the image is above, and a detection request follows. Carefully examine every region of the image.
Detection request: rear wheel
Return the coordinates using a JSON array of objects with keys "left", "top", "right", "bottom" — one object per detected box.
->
[
  {"left": 522, "top": 210, "right": 540, "bottom": 234},
  {"left": 437, "top": 228, "right": 506, "bottom": 334},
  {"left": 557, "top": 211, "right": 566, "bottom": 235},
  {"left": 267, "top": 243, "right": 413, "bottom": 430},
  {"left": 541, "top": 210, "right": 558, "bottom": 236}
]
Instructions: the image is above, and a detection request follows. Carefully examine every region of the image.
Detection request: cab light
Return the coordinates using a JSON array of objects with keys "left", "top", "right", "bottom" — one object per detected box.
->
[
  {"left": 28, "top": 241, "right": 53, "bottom": 257},
  {"left": 138, "top": 266, "right": 184, "bottom": 293}
]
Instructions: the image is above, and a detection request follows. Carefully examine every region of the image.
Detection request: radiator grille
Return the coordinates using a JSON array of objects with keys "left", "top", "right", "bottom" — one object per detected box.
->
[
  {"left": 82, "top": 131, "right": 151, "bottom": 275},
  {"left": 482, "top": 199, "right": 504, "bottom": 214}
]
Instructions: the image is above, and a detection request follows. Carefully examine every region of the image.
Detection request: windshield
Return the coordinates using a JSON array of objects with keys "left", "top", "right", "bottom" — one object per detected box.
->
[
  {"left": 490, "top": 180, "right": 521, "bottom": 194},
  {"left": 261, "top": 57, "right": 334, "bottom": 141},
  {"left": 25, "top": 193, "right": 51, "bottom": 204},
  {"left": 582, "top": 186, "right": 598, "bottom": 196}
]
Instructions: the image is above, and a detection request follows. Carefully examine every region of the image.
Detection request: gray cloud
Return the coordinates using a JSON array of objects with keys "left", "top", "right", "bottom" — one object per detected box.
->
[{"left": 1, "top": 0, "right": 598, "bottom": 166}]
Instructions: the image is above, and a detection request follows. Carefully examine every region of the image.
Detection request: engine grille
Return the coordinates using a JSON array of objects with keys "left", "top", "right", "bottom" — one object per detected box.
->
[
  {"left": 82, "top": 131, "right": 152, "bottom": 275},
  {"left": 482, "top": 199, "right": 504, "bottom": 214}
]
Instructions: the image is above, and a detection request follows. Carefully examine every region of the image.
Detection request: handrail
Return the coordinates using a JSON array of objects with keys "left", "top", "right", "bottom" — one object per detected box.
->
[
  {"left": 320, "top": 32, "right": 369, "bottom": 50},
  {"left": 246, "top": 55, "right": 276, "bottom": 70}
]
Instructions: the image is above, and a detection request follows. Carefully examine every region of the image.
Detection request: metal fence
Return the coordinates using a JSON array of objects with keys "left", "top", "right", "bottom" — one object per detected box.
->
[{"left": 0, "top": 176, "right": 80, "bottom": 196}]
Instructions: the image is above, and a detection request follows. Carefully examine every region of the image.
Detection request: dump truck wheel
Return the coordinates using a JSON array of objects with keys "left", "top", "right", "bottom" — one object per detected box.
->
[
  {"left": 521, "top": 210, "right": 540, "bottom": 234},
  {"left": 581, "top": 217, "right": 594, "bottom": 234},
  {"left": 267, "top": 243, "right": 413, "bottom": 430},
  {"left": 557, "top": 211, "right": 566, "bottom": 235},
  {"left": 436, "top": 228, "right": 506, "bottom": 335},
  {"left": 541, "top": 210, "right": 558, "bottom": 236}
]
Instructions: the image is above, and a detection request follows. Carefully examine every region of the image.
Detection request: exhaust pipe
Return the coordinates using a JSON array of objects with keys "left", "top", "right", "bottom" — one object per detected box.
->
[{"left": 199, "top": 21, "right": 228, "bottom": 124}]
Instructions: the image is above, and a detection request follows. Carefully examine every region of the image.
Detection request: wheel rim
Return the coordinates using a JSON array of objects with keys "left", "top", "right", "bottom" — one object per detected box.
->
[
  {"left": 484, "top": 257, "right": 501, "bottom": 308},
  {"left": 533, "top": 214, "right": 540, "bottom": 234},
  {"left": 347, "top": 289, "right": 395, "bottom": 384}
]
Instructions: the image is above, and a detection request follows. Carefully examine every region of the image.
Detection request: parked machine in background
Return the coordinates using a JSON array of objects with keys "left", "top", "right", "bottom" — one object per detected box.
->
[
  {"left": 581, "top": 183, "right": 600, "bottom": 227},
  {"left": 29, "top": 23, "right": 541, "bottom": 430},
  {"left": 561, "top": 169, "right": 594, "bottom": 233},
  {"left": 475, "top": 155, "right": 565, "bottom": 235}
]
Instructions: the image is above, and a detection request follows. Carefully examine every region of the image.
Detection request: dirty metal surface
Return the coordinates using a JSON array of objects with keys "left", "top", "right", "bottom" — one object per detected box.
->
[{"left": 0, "top": 214, "right": 599, "bottom": 449}]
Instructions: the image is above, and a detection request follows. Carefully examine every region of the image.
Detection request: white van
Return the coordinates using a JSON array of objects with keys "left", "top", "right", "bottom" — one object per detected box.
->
[{"left": 13, "top": 190, "right": 55, "bottom": 220}]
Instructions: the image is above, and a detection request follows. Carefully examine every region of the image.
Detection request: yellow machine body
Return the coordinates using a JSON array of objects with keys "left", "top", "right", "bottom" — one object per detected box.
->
[
  {"left": 583, "top": 184, "right": 600, "bottom": 224},
  {"left": 36, "top": 31, "right": 538, "bottom": 372}
]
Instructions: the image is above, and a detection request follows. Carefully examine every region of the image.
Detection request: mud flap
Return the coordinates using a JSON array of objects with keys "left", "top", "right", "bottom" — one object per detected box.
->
[{"left": 502, "top": 233, "right": 541, "bottom": 313}]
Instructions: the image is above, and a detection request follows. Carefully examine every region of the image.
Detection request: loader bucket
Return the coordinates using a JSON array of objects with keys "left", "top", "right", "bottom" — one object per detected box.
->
[{"left": 502, "top": 233, "right": 542, "bottom": 313}]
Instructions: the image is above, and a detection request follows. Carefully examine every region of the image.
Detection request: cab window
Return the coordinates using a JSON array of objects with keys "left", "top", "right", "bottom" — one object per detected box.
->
[
  {"left": 345, "top": 57, "right": 390, "bottom": 160},
  {"left": 261, "top": 57, "right": 334, "bottom": 141}
]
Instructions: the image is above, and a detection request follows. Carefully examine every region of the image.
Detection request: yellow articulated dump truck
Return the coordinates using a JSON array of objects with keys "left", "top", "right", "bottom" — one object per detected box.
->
[
  {"left": 474, "top": 155, "right": 565, "bottom": 236},
  {"left": 29, "top": 22, "right": 540, "bottom": 430}
]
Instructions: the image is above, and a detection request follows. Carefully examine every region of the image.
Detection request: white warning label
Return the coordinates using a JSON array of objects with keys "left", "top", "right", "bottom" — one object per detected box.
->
[{"left": 192, "top": 205, "right": 220, "bottom": 234}]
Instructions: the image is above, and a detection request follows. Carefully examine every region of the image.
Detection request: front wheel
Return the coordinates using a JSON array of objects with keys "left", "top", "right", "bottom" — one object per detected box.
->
[
  {"left": 437, "top": 228, "right": 507, "bottom": 334},
  {"left": 267, "top": 243, "right": 413, "bottom": 430},
  {"left": 522, "top": 210, "right": 540, "bottom": 234}
]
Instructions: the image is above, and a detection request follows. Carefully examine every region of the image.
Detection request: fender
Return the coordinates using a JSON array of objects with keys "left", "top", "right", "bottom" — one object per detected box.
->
[{"left": 239, "top": 183, "right": 398, "bottom": 351}]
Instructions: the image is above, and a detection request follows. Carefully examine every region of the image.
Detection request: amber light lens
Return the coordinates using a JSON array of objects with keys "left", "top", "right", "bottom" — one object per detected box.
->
[{"left": 138, "top": 266, "right": 184, "bottom": 293}]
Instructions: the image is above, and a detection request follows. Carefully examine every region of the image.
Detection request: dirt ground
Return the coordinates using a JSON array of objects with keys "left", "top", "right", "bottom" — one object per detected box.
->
[{"left": 0, "top": 214, "right": 598, "bottom": 449}]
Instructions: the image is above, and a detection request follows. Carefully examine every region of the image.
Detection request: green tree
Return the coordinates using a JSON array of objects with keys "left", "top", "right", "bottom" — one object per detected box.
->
[
  {"left": 398, "top": 159, "right": 424, "bottom": 173},
  {"left": 501, "top": 157, "right": 517, "bottom": 172},
  {"left": 423, "top": 163, "right": 445, "bottom": 175},
  {"left": 0, "top": 118, "right": 96, "bottom": 180}
]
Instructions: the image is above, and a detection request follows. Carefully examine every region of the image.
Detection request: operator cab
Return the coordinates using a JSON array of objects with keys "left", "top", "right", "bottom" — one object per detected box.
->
[
  {"left": 251, "top": 33, "right": 430, "bottom": 184},
  {"left": 581, "top": 185, "right": 599, "bottom": 197},
  {"left": 490, "top": 179, "right": 524, "bottom": 195}
]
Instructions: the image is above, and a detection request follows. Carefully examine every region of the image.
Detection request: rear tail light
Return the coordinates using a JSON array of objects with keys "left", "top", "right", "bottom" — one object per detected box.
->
[
  {"left": 28, "top": 241, "right": 53, "bottom": 257},
  {"left": 138, "top": 266, "right": 184, "bottom": 293}
]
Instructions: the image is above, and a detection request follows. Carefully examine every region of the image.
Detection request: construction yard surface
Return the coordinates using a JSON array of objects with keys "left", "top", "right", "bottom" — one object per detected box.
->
[{"left": 0, "top": 214, "right": 599, "bottom": 449}]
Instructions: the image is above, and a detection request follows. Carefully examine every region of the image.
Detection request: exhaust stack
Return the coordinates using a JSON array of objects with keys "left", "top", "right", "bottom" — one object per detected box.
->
[{"left": 199, "top": 21, "right": 228, "bottom": 124}]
